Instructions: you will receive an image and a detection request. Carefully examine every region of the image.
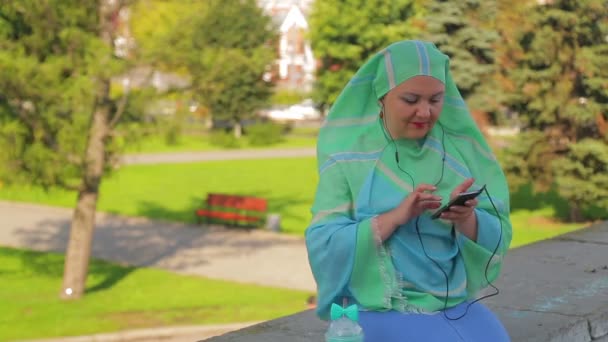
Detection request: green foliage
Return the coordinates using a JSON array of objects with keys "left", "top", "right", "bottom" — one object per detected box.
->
[
  {"left": 129, "top": 0, "right": 202, "bottom": 69},
  {"left": 0, "top": 0, "right": 142, "bottom": 188},
  {"left": 309, "top": 0, "right": 425, "bottom": 109},
  {"left": 422, "top": 0, "right": 500, "bottom": 118},
  {"left": 195, "top": 47, "right": 274, "bottom": 123},
  {"left": 271, "top": 90, "right": 309, "bottom": 105},
  {"left": 246, "top": 122, "right": 285, "bottom": 146},
  {"left": 500, "top": 131, "right": 548, "bottom": 189},
  {"left": 553, "top": 139, "right": 608, "bottom": 221},
  {"left": 144, "top": 0, "right": 277, "bottom": 125},
  {"left": 209, "top": 131, "right": 241, "bottom": 149},
  {"left": 498, "top": 0, "right": 608, "bottom": 220},
  {"left": 0, "top": 246, "right": 310, "bottom": 340}
]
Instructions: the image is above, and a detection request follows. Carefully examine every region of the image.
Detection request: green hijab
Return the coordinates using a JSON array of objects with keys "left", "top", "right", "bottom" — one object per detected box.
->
[
  {"left": 308, "top": 40, "right": 512, "bottom": 318},
  {"left": 318, "top": 40, "right": 497, "bottom": 171}
]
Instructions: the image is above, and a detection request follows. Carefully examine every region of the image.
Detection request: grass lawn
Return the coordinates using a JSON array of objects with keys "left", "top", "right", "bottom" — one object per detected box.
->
[
  {"left": 0, "top": 246, "right": 312, "bottom": 341},
  {"left": 0, "top": 157, "right": 599, "bottom": 242},
  {"left": 509, "top": 208, "right": 589, "bottom": 248},
  {"left": 124, "top": 134, "right": 317, "bottom": 154},
  {"left": 0, "top": 158, "right": 318, "bottom": 234}
]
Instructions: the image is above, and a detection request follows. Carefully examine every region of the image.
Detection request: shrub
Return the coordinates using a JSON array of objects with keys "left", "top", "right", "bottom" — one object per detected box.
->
[
  {"left": 246, "top": 123, "right": 284, "bottom": 146},
  {"left": 209, "top": 131, "right": 241, "bottom": 149}
]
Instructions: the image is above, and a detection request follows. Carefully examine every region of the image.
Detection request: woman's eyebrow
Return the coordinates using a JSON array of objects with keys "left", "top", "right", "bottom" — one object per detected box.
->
[{"left": 401, "top": 91, "right": 445, "bottom": 97}]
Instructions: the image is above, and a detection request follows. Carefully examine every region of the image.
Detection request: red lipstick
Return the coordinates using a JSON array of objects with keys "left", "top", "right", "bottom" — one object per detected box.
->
[{"left": 412, "top": 123, "right": 426, "bottom": 129}]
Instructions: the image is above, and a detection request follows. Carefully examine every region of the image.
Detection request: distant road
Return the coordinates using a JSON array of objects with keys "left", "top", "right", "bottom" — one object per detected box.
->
[{"left": 121, "top": 147, "right": 316, "bottom": 165}]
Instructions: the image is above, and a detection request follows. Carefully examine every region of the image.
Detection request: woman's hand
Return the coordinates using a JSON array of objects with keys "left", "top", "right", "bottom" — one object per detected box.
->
[
  {"left": 439, "top": 178, "right": 478, "bottom": 223},
  {"left": 441, "top": 178, "right": 479, "bottom": 241},
  {"left": 375, "top": 184, "right": 441, "bottom": 242},
  {"left": 393, "top": 184, "right": 442, "bottom": 225}
]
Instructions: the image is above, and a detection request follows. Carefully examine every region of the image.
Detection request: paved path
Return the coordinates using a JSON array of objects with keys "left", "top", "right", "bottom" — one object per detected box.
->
[
  {"left": 121, "top": 147, "right": 316, "bottom": 165},
  {"left": 0, "top": 201, "right": 315, "bottom": 292},
  {"left": 18, "top": 322, "right": 262, "bottom": 342}
]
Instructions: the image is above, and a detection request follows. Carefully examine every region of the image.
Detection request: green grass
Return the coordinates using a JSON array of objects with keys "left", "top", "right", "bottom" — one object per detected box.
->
[
  {"left": 0, "top": 158, "right": 319, "bottom": 234},
  {"left": 124, "top": 134, "right": 317, "bottom": 154},
  {"left": 0, "top": 158, "right": 601, "bottom": 240},
  {"left": 0, "top": 246, "right": 312, "bottom": 341},
  {"left": 509, "top": 208, "right": 588, "bottom": 248}
]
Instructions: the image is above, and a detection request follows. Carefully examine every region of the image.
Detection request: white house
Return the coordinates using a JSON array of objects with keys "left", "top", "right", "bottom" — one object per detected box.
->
[{"left": 259, "top": 0, "right": 316, "bottom": 92}]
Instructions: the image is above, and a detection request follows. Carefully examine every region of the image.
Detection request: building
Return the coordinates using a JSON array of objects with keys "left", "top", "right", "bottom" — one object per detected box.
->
[{"left": 259, "top": 0, "right": 316, "bottom": 92}]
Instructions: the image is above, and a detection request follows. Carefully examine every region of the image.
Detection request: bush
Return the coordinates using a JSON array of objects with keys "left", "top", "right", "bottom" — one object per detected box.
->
[
  {"left": 209, "top": 131, "right": 241, "bottom": 149},
  {"left": 246, "top": 123, "right": 285, "bottom": 146},
  {"left": 164, "top": 123, "right": 182, "bottom": 146},
  {"left": 271, "top": 90, "right": 308, "bottom": 105}
]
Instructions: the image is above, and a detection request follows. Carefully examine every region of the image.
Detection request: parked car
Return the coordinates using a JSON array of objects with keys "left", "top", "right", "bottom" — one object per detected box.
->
[{"left": 261, "top": 99, "right": 321, "bottom": 121}]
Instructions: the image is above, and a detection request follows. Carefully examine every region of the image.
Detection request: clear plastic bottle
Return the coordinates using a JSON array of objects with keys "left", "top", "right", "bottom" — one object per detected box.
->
[{"left": 325, "top": 315, "right": 364, "bottom": 342}]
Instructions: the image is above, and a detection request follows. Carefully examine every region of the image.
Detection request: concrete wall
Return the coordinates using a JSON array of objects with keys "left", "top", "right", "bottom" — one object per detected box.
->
[{"left": 205, "top": 222, "right": 608, "bottom": 342}]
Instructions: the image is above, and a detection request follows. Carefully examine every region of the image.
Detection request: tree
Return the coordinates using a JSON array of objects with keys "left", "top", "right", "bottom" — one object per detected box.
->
[
  {"left": 193, "top": 0, "right": 276, "bottom": 137},
  {"left": 0, "top": 0, "right": 142, "bottom": 299},
  {"left": 497, "top": 0, "right": 608, "bottom": 221},
  {"left": 309, "top": 0, "right": 425, "bottom": 111},
  {"left": 148, "top": 0, "right": 276, "bottom": 137},
  {"left": 422, "top": 0, "right": 500, "bottom": 126}
]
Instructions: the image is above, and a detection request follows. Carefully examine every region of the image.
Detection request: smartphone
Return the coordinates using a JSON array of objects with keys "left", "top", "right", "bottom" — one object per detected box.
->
[{"left": 430, "top": 185, "right": 486, "bottom": 220}]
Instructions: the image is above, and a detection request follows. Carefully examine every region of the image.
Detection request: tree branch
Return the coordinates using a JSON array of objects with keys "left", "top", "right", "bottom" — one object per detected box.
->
[{"left": 109, "top": 90, "right": 128, "bottom": 128}]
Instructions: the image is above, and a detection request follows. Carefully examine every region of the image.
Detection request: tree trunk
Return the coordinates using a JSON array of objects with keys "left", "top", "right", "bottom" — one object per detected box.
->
[
  {"left": 234, "top": 121, "right": 242, "bottom": 138},
  {"left": 569, "top": 203, "right": 584, "bottom": 223},
  {"left": 60, "top": 0, "right": 116, "bottom": 300}
]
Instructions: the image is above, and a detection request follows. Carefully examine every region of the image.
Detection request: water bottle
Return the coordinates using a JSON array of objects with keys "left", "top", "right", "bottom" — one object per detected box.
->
[{"left": 325, "top": 303, "right": 364, "bottom": 342}]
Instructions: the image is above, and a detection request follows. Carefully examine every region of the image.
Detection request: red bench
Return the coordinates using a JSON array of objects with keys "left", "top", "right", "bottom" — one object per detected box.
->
[{"left": 195, "top": 193, "right": 268, "bottom": 227}]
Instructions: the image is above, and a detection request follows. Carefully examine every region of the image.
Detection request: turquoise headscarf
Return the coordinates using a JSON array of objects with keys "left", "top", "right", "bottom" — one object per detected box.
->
[
  {"left": 317, "top": 40, "right": 492, "bottom": 167},
  {"left": 306, "top": 40, "right": 512, "bottom": 319}
]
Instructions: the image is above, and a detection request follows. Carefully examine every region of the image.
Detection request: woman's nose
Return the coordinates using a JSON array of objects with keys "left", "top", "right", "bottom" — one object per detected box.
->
[{"left": 417, "top": 103, "right": 431, "bottom": 117}]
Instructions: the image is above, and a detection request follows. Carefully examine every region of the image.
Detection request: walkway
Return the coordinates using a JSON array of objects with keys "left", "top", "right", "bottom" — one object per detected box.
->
[
  {"left": 0, "top": 201, "right": 315, "bottom": 292},
  {"left": 121, "top": 147, "right": 316, "bottom": 165}
]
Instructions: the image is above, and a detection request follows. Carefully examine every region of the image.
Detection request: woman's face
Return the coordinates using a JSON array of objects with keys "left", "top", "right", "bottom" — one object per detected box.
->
[{"left": 381, "top": 75, "right": 445, "bottom": 140}]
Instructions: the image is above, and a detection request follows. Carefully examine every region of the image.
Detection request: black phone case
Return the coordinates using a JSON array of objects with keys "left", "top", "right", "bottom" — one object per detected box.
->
[{"left": 430, "top": 185, "right": 486, "bottom": 220}]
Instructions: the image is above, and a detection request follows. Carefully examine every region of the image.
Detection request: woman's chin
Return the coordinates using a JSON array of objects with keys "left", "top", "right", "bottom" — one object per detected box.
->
[{"left": 401, "top": 129, "right": 430, "bottom": 140}]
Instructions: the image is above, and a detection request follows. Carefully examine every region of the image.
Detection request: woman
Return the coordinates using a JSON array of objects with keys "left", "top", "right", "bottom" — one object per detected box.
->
[{"left": 305, "top": 40, "right": 512, "bottom": 341}]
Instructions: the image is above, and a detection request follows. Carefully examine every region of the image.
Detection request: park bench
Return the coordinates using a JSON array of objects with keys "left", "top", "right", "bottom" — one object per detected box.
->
[{"left": 195, "top": 193, "right": 268, "bottom": 228}]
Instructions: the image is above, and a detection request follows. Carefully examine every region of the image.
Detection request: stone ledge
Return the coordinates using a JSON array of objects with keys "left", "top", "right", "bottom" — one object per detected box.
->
[{"left": 205, "top": 221, "right": 608, "bottom": 342}]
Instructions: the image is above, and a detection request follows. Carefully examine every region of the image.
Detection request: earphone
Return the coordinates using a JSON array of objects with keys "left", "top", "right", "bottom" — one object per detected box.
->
[{"left": 378, "top": 101, "right": 503, "bottom": 320}]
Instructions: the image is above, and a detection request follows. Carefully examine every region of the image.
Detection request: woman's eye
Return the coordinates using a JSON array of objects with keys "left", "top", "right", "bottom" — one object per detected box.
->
[
  {"left": 402, "top": 97, "right": 418, "bottom": 104},
  {"left": 430, "top": 97, "right": 443, "bottom": 104}
]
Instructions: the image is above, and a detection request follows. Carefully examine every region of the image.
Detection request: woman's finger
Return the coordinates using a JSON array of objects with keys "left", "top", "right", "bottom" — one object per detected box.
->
[
  {"left": 465, "top": 199, "right": 478, "bottom": 207},
  {"left": 415, "top": 184, "right": 437, "bottom": 193},
  {"left": 421, "top": 201, "right": 441, "bottom": 210},
  {"left": 417, "top": 193, "right": 442, "bottom": 202},
  {"left": 447, "top": 205, "right": 471, "bottom": 214},
  {"left": 450, "top": 178, "right": 475, "bottom": 198}
]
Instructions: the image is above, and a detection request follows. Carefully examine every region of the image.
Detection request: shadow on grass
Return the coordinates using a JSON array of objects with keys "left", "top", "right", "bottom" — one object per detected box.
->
[
  {"left": 131, "top": 191, "right": 312, "bottom": 232},
  {"left": 131, "top": 196, "right": 207, "bottom": 224},
  {"left": 4, "top": 247, "right": 135, "bottom": 294},
  {"left": 510, "top": 183, "right": 570, "bottom": 219},
  {"left": 510, "top": 183, "right": 606, "bottom": 221},
  {"left": 86, "top": 263, "right": 136, "bottom": 293}
]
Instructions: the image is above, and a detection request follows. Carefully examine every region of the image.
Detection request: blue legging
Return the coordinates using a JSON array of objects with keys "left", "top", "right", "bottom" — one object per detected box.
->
[{"left": 358, "top": 301, "right": 510, "bottom": 342}]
